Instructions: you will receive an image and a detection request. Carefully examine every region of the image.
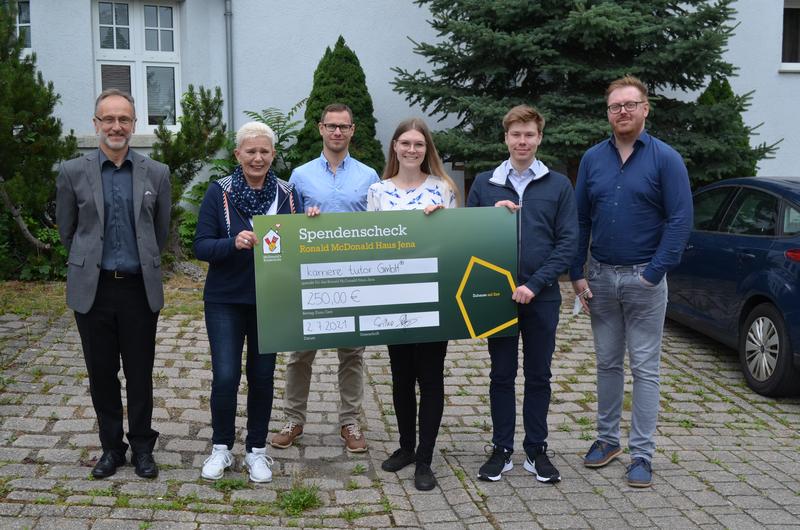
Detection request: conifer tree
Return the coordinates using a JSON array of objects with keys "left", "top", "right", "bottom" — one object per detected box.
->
[
  {"left": 150, "top": 84, "right": 226, "bottom": 257},
  {"left": 151, "top": 85, "right": 226, "bottom": 210},
  {"left": 659, "top": 77, "right": 776, "bottom": 186},
  {"left": 393, "top": 0, "right": 776, "bottom": 185},
  {"left": 294, "top": 36, "right": 385, "bottom": 173},
  {"left": 0, "top": 0, "right": 76, "bottom": 278}
]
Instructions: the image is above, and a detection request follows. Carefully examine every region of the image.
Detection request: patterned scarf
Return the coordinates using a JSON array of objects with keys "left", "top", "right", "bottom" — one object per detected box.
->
[{"left": 229, "top": 165, "right": 277, "bottom": 217}]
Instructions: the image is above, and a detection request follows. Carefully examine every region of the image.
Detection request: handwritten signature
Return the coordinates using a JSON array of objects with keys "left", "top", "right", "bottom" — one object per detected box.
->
[{"left": 372, "top": 314, "right": 419, "bottom": 329}]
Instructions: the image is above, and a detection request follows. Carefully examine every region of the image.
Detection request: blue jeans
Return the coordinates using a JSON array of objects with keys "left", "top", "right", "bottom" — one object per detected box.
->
[
  {"left": 205, "top": 302, "right": 276, "bottom": 451},
  {"left": 587, "top": 258, "right": 668, "bottom": 462},
  {"left": 488, "top": 300, "right": 559, "bottom": 457}
]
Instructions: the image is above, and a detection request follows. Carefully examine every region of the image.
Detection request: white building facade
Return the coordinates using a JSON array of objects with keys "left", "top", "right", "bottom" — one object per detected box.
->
[{"left": 15, "top": 0, "right": 800, "bottom": 177}]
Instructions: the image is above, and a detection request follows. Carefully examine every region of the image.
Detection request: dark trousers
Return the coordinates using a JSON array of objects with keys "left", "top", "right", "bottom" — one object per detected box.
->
[
  {"left": 388, "top": 341, "right": 447, "bottom": 465},
  {"left": 205, "top": 302, "right": 276, "bottom": 451},
  {"left": 74, "top": 275, "right": 159, "bottom": 454},
  {"left": 488, "top": 300, "right": 559, "bottom": 457}
]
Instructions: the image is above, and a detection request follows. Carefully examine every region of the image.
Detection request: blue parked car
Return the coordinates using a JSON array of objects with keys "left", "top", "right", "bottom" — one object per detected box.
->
[{"left": 667, "top": 177, "right": 800, "bottom": 397}]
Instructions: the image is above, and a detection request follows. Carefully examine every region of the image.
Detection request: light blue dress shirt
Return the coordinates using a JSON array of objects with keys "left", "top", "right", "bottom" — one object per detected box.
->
[
  {"left": 500, "top": 158, "right": 549, "bottom": 198},
  {"left": 289, "top": 153, "right": 380, "bottom": 213}
]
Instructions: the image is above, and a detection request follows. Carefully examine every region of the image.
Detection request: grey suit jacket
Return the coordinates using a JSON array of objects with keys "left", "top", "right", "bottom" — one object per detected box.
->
[{"left": 56, "top": 149, "right": 172, "bottom": 314}]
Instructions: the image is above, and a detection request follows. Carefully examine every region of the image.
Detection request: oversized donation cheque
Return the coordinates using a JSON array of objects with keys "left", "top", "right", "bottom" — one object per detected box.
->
[{"left": 253, "top": 208, "right": 519, "bottom": 352}]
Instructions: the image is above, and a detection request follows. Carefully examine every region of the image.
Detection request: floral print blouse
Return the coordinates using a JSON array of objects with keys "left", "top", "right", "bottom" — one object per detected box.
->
[{"left": 367, "top": 175, "right": 457, "bottom": 212}]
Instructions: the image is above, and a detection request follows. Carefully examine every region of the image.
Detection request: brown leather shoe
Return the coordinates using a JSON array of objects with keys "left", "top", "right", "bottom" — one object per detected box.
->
[
  {"left": 270, "top": 421, "right": 303, "bottom": 449},
  {"left": 340, "top": 424, "right": 367, "bottom": 453}
]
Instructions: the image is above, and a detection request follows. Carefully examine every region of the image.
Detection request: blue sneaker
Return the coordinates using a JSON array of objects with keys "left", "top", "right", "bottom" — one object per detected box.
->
[
  {"left": 626, "top": 457, "right": 652, "bottom": 488},
  {"left": 583, "top": 440, "right": 622, "bottom": 468}
]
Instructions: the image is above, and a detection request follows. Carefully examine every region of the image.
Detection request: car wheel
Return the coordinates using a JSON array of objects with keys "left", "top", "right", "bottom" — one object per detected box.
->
[{"left": 738, "top": 303, "right": 798, "bottom": 397}]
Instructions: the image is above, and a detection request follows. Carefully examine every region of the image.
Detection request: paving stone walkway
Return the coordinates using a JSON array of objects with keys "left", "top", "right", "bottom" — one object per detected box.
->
[{"left": 0, "top": 282, "right": 799, "bottom": 529}]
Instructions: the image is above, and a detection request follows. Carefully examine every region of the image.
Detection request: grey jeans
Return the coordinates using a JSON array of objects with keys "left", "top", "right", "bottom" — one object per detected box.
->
[
  {"left": 587, "top": 258, "right": 668, "bottom": 462},
  {"left": 282, "top": 347, "right": 365, "bottom": 426}
]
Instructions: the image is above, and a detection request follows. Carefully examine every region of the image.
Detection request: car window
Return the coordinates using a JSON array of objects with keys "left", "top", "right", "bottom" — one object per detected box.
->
[
  {"left": 722, "top": 189, "right": 778, "bottom": 236},
  {"left": 784, "top": 203, "right": 800, "bottom": 236},
  {"left": 693, "top": 187, "right": 734, "bottom": 231}
]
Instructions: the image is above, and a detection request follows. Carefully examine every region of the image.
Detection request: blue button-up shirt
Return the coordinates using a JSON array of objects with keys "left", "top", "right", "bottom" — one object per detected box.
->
[
  {"left": 99, "top": 149, "right": 141, "bottom": 273},
  {"left": 570, "top": 131, "right": 693, "bottom": 285},
  {"left": 289, "top": 153, "right": 379, "bottom": 213}
]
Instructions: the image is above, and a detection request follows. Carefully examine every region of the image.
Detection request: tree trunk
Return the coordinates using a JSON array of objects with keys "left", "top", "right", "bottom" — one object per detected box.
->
[{"left": 0, "top": 175, "right": 50, "bottom": 250}]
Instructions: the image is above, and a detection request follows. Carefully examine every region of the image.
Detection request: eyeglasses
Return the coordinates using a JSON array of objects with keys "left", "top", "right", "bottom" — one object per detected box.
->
[
  {"left": 607, "top": 101, "right": 644, "bottom": 114},
  {"left": 321, "top": 123, "right": 354, "bottom": 132},
  {"left": 94, "top": 115, "right": 135, "bottom": 126},
  {"left": 396, "top": 140, "right": 426, "bottom": 151}
]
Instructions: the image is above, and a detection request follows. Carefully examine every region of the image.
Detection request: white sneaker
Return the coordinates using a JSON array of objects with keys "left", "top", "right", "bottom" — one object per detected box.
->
[
  {"left": 245, "top": 446, "right": 274, "bottom": 483},
  {"left": 201, "top": 444, "right": 233, "bottom": 480}
]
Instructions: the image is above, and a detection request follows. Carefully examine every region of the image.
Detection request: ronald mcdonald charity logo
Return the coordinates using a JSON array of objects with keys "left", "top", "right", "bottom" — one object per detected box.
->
[{"left": 263, "top": 225, "right": 281, "bottom": 254}]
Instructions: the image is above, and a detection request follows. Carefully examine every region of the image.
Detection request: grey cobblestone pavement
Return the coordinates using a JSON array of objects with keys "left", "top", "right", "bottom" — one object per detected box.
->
[{"left": 1, "top": 282, "right": 799, "bottom": 529}]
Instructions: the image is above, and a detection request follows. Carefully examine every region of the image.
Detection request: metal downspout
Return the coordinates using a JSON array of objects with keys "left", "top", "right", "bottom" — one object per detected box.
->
[{"left": 224, "top": 0, "right": 234, "bottom": 129}]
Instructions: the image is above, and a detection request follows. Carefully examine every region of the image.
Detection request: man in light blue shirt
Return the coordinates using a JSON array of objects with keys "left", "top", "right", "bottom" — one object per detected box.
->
[{"left": 272, "top": 103, "right": 379, "bottom": 453}]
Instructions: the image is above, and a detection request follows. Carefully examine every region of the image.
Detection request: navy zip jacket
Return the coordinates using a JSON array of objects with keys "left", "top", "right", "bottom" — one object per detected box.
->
[
  {"left": 194, "top": 176, "right": 301, "bottom": 305},
  {"left": 467, "top": 165, "right": 578, "bottom": 302}
]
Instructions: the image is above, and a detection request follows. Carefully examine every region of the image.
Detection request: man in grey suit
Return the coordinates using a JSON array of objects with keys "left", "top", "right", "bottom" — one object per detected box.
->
[{"left": 56, "top": 89, "right": 171, "bottom": 479}]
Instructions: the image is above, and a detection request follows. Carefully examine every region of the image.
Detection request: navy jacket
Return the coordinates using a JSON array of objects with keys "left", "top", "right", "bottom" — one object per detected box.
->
[
  {"left": 194, "top": 176, "right": 301, "bottom": 305},
  {"left": 467, "top": 166, "right": 578, "bottom": 302}
]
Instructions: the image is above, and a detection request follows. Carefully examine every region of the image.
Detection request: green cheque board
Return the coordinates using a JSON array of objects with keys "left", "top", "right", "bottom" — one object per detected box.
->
[{"left": 253, "top": 208, "right": 518, "bottom": 353}]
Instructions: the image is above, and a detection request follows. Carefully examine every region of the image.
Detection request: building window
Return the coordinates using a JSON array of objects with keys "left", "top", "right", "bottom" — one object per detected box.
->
[
  {"left": 100, "top": 64, "right": 132, "bottom": 95},
  {"left": 15, "top": 0, "right": 31, "bottom": 48},
  {"left": 784, "top": 1, "right": 800, "bottom": 63},
  {"left": 146, "top": 65, "right": 175, "bottom": 125},
  {"left": 99, "top": 2, "right": 130, "bottom": 50},
  {"left": 144, "top": 5, "right": 173, "bottom": 52},
  {"left": 94, "top": 1, "right": 180, "bottom": 129}
]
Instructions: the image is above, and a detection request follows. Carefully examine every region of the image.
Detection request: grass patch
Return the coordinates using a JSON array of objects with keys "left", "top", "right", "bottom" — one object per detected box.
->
[
  {"left": 351, "top": 464, "right": 366, "bottom": 475},
  {"left": 138, "top": 499, "right": 184, "bottom": 510},
  {"left": 212, "top": 478, "right": 249, "bottom": 493},
  {"left": 160, "top": 265, "right": 206, "bottom": 318},
  {"left": 0, "top": 269, "right": 204, "bottom": 321},
  {"left": 277, "top": 483, "right": 322, "bottom": 517},
  {"left": 0, "top": 281, "right": 66, "bottom": 318},
  {"left": 86, "top": 487, "right": 115, "bottom": 497},
  {"left": 379, "top": 494, "right": 394, "bottom": 512},
  {"left": 339, "top": 505, "right": 367, "bottom": 523}
]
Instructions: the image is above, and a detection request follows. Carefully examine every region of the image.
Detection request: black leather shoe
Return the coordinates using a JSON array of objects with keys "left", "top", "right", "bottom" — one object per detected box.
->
[
  {"left": 91, "top": 450, "right": 126, "bottom": 479},
  {"left": 381, "top": 448, "right": 416, "bottom": 472},
  {"left": 414, "top": 462, "right": 437, "bottom": 491},
  {"left": 131, "top": 452, "right": 158, "bottom": 478}
]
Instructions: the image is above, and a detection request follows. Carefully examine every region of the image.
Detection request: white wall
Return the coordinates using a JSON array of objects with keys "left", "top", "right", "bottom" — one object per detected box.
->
[
  {"left": 726, "top": 0, "right": 800, "bottom": 176},
  {"left": 180, "top": 0, "right": 227, "bottom": 110},
  {"left": 229, "top": 0, "right": 456, "bottom": 156},
  {"left": 33, "top": 0, "right": 96, "bottom": 137}
]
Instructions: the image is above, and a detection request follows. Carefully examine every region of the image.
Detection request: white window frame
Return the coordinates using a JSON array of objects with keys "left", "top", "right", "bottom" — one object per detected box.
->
[
  {"left": 15, "top": 0, "right": 31, "bottom": 49},
  {"left": 781, "top": 0, "right": 800, "bottom": 72},
  {"left": 92, "top": 0, "right": 181, "bottom": 132}
]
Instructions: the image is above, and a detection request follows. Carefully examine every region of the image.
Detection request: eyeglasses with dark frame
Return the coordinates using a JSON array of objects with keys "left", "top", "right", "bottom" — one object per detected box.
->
[
  {"left": 607, "top": 101, "right": 645, "bottom": 114},
  {"left": 94, "top": 115, "right": 135, "bottom": 127},
  {"left": 320, "top": 123, "right": 354, "bottom": 133}
]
